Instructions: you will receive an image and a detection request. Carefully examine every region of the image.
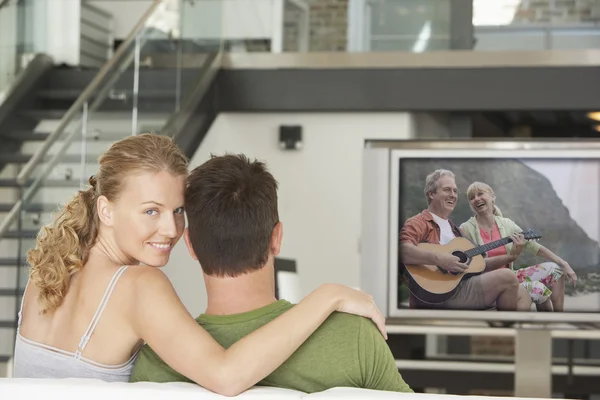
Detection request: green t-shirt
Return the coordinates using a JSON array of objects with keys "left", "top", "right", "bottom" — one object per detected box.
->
[{"left": 130, "top": 300, "right": 412, "bottom": 393}]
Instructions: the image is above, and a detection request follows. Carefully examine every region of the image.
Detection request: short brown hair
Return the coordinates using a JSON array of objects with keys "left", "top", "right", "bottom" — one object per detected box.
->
[{"left": 185, "top": 154, "right": 279, "bottom": 277}]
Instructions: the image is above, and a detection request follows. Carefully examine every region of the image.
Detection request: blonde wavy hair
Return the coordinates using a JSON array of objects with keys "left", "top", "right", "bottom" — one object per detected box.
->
[
  {"left": 27, "top": 133, "right": 188, "bottom": 314},
  {"left": 466, "top": 181, "right": 503, "bottom": 217}
]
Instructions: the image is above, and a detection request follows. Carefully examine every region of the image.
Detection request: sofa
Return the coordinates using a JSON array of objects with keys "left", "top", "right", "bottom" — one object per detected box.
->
[{"left": 0, "top": 378, "right": 543, "bottom": 400}]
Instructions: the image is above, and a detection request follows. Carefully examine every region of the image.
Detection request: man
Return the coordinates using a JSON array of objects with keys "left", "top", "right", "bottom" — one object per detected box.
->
[
  {"left": 400, "top": 169, "right": 525, "bottom": 311},
  {"left": 131, "top": 154, "right": 413, "bottom": 393}
]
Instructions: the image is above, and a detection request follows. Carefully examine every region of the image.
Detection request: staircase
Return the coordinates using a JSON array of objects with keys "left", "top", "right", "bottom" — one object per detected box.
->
[{"left": 0, "top": 0, "right": 223, "bottom": 371}]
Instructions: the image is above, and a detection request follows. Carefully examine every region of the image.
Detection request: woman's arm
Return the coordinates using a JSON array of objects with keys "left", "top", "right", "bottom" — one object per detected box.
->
[
  {"left": 131, "top": 268, "right": 385, "bottom": 397},
  {"left": 536, "top": 246, "right": 577, "bottom": 285}
]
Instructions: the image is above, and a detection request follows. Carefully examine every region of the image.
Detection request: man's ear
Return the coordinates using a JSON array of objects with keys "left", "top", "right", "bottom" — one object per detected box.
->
[
  {"left": 96, "top": 195, "right": 114, "bottom": 227},
  {"left": 271, "top": 221, "right": 283, "bottom": 257},
  {"left": 183, "top": 228, "right": 199, "bottom": 261}
]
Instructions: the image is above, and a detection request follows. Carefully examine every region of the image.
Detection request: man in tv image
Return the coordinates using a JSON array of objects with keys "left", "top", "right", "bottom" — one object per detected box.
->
[
  {"left": 131, "top": 154, "right": 413, "bottom": 393},
  {"left": 399, "top": 169, "right": 528, "bottom": 311}
]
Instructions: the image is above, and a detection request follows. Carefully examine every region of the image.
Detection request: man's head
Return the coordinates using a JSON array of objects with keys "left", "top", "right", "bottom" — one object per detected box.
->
[
  {"left": 184, "top": 154, "right": 282, "bottom": 277},
  {"left": 423, "top": 169, "right": 457, "bottom": 218}
]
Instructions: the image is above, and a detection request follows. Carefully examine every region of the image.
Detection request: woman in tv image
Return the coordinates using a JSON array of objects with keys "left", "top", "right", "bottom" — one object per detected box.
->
[{"left": 459, "top": 181, "right": 578, "bottom": 312}]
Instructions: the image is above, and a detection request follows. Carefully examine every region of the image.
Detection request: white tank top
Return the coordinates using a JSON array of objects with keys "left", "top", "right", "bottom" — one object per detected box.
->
[{"left": 12, "top": 265, "right": 139, "bottom": 381}]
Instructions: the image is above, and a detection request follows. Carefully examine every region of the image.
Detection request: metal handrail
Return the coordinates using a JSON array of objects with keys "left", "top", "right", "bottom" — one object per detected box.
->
[
  {"left": 0, "top": 0, "right": 165, "bottom": 239},
  {"left": 0, "top": 0, "right": 12, "bottom": 11}
]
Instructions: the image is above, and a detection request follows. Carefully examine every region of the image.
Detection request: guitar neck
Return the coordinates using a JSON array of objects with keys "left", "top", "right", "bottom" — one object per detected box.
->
[{"left": 465, "top": 237, "right": 512, "bottom": 258}]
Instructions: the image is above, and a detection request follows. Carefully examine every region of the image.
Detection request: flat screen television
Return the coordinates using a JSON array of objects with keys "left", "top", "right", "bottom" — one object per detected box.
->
[{"left": 360, "top": 140, "right": 600, "bottom": 323}]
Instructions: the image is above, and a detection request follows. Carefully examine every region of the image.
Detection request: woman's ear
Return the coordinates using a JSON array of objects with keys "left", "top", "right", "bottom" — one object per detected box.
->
[{"left": 96, "top": 195, "right": 114, "bottom": 226}]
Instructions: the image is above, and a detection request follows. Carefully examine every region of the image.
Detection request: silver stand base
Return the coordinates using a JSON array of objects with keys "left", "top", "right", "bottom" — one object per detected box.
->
[{"left": 515, "top": 328, "right": 552, "bottom": 398}]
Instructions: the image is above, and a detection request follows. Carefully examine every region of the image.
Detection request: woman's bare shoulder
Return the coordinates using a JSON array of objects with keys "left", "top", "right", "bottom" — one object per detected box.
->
[
  {"left": 119, "top": 266, "right": 178, "bottom": 302},
  {"left": 121, "top": 265, "right": 172, "bottom": 287}
]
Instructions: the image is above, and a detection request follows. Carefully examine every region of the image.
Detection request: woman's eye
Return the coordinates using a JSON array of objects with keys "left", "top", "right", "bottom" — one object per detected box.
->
[
  {"left": 174, "top": 207, "right": 185, "bottom": 215},
  {"left": 145, "top": 209, "right": 159, "bottom": 216}
]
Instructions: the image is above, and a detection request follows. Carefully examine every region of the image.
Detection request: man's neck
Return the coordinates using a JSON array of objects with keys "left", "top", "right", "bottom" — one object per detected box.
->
[
  {"left": 203, "top": 263, "right": 277, "bottom": 316},
  {"left": 427, "top": 206, "right": 451, "bottom": 220}
]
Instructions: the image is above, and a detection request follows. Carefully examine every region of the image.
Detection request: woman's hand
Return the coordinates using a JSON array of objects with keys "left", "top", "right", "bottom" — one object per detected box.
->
[
  {"left": 321, "top": 284, "right": 387, "bottom": 339},
  {"left": 560, "top": 261, "right": 578, "bottom": 287},
  {"left": 509, "top": 233, "right": 526, "bottom": 260}
]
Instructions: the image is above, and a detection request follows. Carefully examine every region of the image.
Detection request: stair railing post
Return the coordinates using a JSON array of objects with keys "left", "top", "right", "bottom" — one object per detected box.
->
[
  {"left": 132, "top": 32, "right": 141, "bottom": 136},
  {"left": 12, "top": 184, "right": 24, "bottom": 342},
  {"left": 80, "top": 101, "right": 89, "bottom": 189}
]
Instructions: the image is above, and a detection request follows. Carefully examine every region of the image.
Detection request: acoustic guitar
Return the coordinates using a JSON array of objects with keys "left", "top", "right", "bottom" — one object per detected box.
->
[{"left": 402, "top": 229, "right": 542, "bottom": 305}]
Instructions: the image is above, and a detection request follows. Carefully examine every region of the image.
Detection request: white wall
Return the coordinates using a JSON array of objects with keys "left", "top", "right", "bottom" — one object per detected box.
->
[
  {"left": 163, "top": 112, "right": 416, "bottom": 317},
  {"left": 181, "top": 0, "right": 276, "bottom": 40},
  {"left": 0, "top": 0, "right": 18, "bottom": 98},
  {"left": 88, "top": 1, "right": 155, "bottom": 39},
  {"left": 88, "top": 0, "right": 283, "bottom": 45},
  {"left": 46, "top": 1, "right": 81, "bottom": 65}
]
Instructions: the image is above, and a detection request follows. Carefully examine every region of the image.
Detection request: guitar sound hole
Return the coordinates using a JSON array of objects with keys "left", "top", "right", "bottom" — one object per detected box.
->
[{"left": 452, "top": 251, "right": 468, "bottom": 264}]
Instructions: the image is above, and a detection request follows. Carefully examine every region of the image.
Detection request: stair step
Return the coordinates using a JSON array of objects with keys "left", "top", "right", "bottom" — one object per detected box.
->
[
  {"left": 0, "top": 288, "right": 24, "bottom": 296},
  {"left": 36, "top": 89, "right": 177, "bottom": 100},
  {"left": 0, "top": 203, "right": 57, "bottom": 213},
  {"left": 36, "top": 89, "right": 89, "bottom": 100},
  {"left": 0, "top": 179, "right": 81, "bottom": 188},
  {"left": 0, "top": 153, "right": 99, "bottom": 164},
  {"left": 2, "top": 131, "right": 50, "bottom": 142},
  {"left": 0, "top": 320, "right": 16, "bottom": 329},
  {"left": 3, "top": 230, "right": 38, "bottom": 239},
  {"left": 21, "top": 110, "right": 68, "bottom": 120},
  {"left": 0, "top": 259, "right": 26, "bottom": 267}
]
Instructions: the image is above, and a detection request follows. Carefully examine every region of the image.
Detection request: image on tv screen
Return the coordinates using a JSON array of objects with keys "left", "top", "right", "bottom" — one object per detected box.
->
[{"left": 397, "top": 157, "right": 600, "bottom": 313}]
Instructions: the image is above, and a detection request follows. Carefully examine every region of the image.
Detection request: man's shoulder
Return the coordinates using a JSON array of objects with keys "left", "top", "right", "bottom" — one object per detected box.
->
[
  {"left": 316, "top": 312, "right": 383, "bottom": 343},
  {"left": 131, "top": 343, "right": 191, "bottom": 383},
  {"left": 404, "top": 210, "right": 430, "bottom": 224}
]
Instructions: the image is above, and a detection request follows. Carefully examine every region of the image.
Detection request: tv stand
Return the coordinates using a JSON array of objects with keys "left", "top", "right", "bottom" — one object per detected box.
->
[
  {"left": 515, "top": 327, "right": 551, "bottom": 398},
  {"left": 385, "top": 321, "right": 600, "bottom": 398}
]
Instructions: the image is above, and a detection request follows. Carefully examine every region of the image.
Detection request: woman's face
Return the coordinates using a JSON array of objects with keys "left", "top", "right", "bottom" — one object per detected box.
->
[
  {"left": 468, "top": 188, "right": 494, "bottom": 215},
  {"left": 109, "top": 170, "right": 186, "bottom": 267}
]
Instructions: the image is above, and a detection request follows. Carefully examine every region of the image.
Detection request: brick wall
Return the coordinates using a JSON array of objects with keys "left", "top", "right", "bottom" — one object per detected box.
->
[
  {"left": 471, "top": 336, "right": 515, "bottom": 356},
  {"left": 513, "top": 0, "right": 600, "bottom": 23},
  {"left": 284, "top": 0, "right": 348, "bottom": 52}
]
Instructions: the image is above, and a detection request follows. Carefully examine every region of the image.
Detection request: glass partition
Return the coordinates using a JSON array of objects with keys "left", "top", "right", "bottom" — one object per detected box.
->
[
  {"left": 473, "top": 0, "right": 600, "bottom": 51},
  {"left": 0, "top": 0, "right": 39, "bottom": 97}
]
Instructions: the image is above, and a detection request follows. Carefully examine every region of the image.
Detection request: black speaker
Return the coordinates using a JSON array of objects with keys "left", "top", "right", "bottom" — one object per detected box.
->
[{"left": 279, "top": 125, "right": 303, "bottom": 150}]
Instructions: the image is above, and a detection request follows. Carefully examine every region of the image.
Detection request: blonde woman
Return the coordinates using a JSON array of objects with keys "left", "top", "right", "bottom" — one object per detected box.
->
[
  {"left": 460, "top": 182, "right": 577, "bottom": 312},
  {"left": 13, "top": 134, "right": 386, "bottom": 395}
]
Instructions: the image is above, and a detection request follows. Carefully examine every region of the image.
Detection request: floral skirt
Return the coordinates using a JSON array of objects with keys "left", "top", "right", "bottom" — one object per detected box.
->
[{"left": 514, "top": 262, "right": 564, "bottom": 304}]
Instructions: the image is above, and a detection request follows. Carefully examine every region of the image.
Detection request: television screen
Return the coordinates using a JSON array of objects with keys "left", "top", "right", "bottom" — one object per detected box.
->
[
  {"left": 360, "top": 141, "right": 600, "bottom": 322},
  {"left": 397, "top": 156, "right": 600, "bottom": 314}
]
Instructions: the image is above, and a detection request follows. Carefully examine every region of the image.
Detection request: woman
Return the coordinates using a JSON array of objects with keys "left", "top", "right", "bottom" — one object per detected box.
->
[
  {"left": 460, "top": 181, "right": 577, "bottom": 312},
  {"left": 13, "top": 134, "right": 386, "bottom": 395}
]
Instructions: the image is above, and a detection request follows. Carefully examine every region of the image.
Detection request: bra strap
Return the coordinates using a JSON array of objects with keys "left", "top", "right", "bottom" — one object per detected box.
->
[{"left": 74, "top": 266, "right": 129, "bottom": 359}]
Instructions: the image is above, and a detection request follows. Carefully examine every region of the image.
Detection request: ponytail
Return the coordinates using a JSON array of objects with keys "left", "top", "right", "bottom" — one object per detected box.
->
[
  {"left": 27, "top": 185, "right": 99, "bottom": 314},
  {"left": 493, "top": 205, "right": 503, "bottom": 217}
]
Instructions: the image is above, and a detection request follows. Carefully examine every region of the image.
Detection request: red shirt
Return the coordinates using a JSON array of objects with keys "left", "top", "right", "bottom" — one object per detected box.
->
[{"left": 479, "top": 224, "right": 509, "bottom": 269}]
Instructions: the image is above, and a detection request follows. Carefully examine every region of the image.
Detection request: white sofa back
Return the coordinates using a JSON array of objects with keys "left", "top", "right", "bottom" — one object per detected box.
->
[{"left": 0, "top": 378, "right": 543, "bottom": 400}]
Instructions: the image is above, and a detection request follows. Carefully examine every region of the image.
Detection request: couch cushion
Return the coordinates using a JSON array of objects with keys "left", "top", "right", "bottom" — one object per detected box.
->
[{"left": 0, "top": 378, "right": 307, "bottom": 399}]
